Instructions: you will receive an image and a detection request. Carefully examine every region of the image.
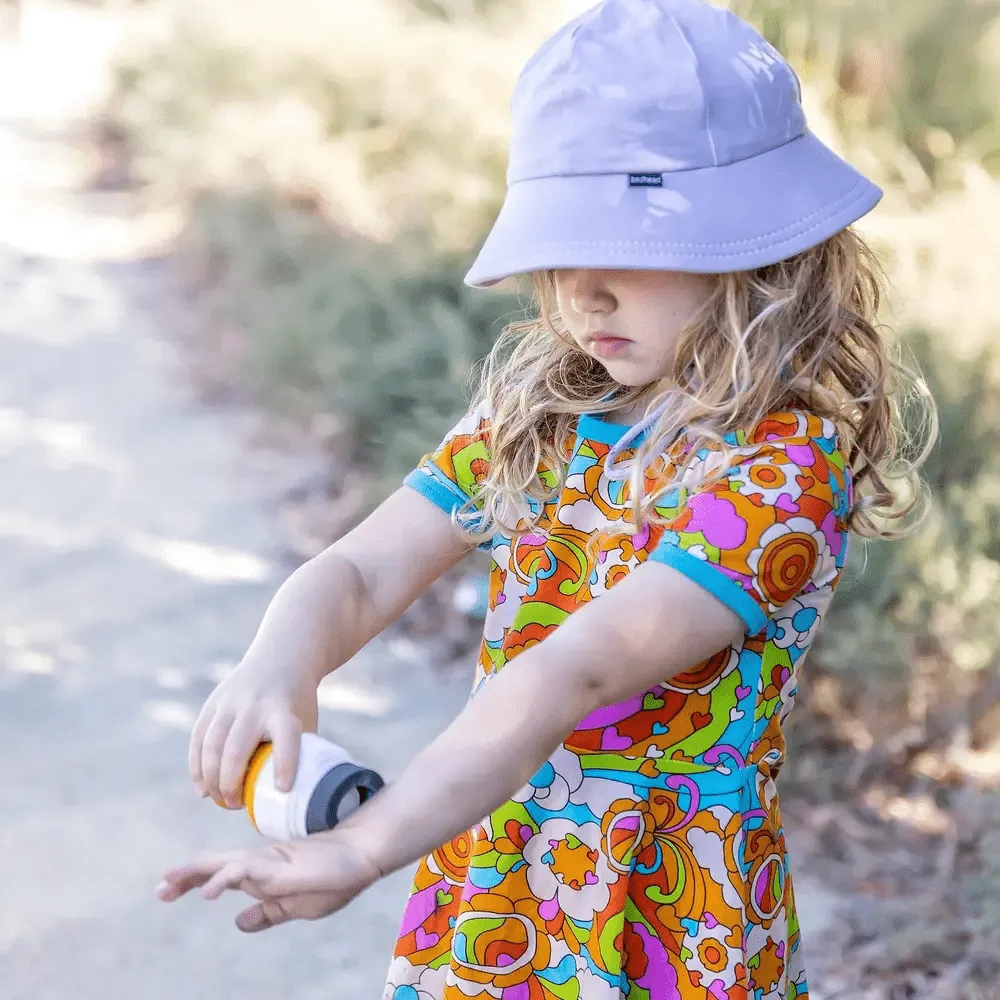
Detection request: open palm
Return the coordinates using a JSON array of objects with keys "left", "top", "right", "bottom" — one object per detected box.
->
[{"left": 156, "top": 832, "right": 383, "bottom": 933}]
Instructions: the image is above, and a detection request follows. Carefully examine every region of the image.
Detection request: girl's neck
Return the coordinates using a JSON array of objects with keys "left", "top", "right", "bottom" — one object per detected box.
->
[{"left": 609, "top": 386, "right": 666, "bottom": 425}]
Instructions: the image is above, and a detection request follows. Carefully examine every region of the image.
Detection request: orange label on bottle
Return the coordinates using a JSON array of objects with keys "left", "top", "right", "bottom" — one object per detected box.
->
[{"left": 243, "top": 742, "right": 274, "bottom": 830}]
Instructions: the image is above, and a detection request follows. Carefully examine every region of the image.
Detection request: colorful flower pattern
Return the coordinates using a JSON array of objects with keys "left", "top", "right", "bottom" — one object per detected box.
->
[{"left": 390, "top": 404, "right": 852, "bottom": 999}]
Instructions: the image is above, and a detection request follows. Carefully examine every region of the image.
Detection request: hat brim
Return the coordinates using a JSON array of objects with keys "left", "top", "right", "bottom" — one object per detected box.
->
[{"left": 464, "top": 130, "right": 882, "bottom": 288}]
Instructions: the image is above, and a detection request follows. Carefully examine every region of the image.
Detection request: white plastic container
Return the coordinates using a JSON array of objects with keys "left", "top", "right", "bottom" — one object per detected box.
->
[{"left": 238, "top": 733, "right": 384, "bottom": 840}]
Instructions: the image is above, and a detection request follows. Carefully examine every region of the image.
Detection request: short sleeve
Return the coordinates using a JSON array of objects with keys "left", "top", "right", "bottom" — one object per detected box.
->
[
  {"left": 646, "top": 434, "right": 844, "bottom": 636},
  {"left": 403, "top": 401, "right": 492, "bottom": 522}
]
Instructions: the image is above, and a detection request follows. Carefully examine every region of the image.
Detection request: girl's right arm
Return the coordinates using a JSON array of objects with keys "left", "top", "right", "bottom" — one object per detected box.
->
[{"left": 190, "top": 485, "right": 476, "bottom": 808}]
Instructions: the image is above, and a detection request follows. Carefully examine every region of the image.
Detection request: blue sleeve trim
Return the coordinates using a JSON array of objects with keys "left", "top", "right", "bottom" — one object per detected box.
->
[
  {"left": 647, "top": 542, "right": 768, "bottom": 636},
  {"left": 403, "top": 469, "right": 467, "bottom": 516}
]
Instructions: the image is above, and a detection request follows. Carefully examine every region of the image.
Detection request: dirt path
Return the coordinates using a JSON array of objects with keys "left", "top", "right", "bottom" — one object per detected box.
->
[
  {"left": 0, "top": 237, "right": 466, "bottom": 1000},
  {"left": 0, "top": 7, "right": 470, "bottom": 997}
]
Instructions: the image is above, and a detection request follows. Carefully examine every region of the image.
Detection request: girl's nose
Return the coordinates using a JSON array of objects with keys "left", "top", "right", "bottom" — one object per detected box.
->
[{"left": 563, "top": 270, "right": 616, "bottom": 315}]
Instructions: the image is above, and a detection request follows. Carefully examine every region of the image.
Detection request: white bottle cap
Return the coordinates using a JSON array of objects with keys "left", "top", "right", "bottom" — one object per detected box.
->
[{"left": 249, "top": 734, "right": 383, "bottom": 840}]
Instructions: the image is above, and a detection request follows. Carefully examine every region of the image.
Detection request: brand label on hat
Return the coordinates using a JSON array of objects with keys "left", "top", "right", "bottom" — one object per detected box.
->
[{"left": 628, "top": 173, "right": 664, "bottom": 187}]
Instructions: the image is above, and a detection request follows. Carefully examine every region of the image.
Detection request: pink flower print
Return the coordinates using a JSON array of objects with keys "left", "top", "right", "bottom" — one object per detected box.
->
[
  {"left": 784, "top": 443, "right": 816, "bottom": 468},
  {"left": 685, "top": 493, "right": 747, "bottom": 550}
]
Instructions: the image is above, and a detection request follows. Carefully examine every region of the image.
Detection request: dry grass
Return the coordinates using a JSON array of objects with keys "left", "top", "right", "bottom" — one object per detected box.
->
[
  {"left": 113, "top": 0, "right": 580, "bottom": 252},
  {"left": 859, "top": 177, "right": 1000, "bottom": 350}
]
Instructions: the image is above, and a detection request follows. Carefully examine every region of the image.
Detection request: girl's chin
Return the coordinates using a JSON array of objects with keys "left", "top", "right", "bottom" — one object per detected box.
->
[{"left": 597, "top": 360, "right": 660, "bottom": 386}]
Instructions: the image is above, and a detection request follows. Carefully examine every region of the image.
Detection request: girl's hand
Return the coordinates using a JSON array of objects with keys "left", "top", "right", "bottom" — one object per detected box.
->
[
  {"left": 189, "top": 656, "right": 319, "bottom": 809},
  {"left": 155, "top": 832, "right": 383, "bottom": 933},
  {"left": 187, "top": 491, "right": 477, "bottom": 810}
]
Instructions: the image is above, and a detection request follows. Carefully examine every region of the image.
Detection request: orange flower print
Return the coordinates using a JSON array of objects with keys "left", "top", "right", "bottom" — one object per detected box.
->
[
  {"left": 430, "top": 829, "right": 474, "bottom": 886},
  {"left": 697, "top": 938, "right": 730, "bottom": 973},
  {"left": 749, "top": 939, "right": 786, "bottom": 994},
  {"left": 747, "top": 518, "right": 834, "bottom": 609},
  {"left": 524, "top": 819, "right": 619, "bottom": 922},
  {"left": 469, "top": 456, "right": 489, "bottom": 487},
  {"left": 749, "top": 463, "right": 786, "bottom": 491},
  {"left": 395, "top": 403, "right": 847, "bottom": 998},
  {"left": 728, "top": 453, "right": 803, "bottom": 507}
]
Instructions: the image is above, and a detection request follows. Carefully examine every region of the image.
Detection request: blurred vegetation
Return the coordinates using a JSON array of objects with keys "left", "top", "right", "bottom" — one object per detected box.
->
[
  {"left": 178, "top": 191, "right": 519, "bottom": 498},
  {"left": 106, "top": 2, "right": 1000, "bottom": 987},
  {"left": 817, "top": 329, "right": 1000, "bottom": 688},
  {"left": 730, "top": 0, "right": 1000, "bottom": 188}
]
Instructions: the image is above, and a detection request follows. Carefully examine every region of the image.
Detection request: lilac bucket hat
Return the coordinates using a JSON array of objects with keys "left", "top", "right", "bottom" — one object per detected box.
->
[{"left": 464, "top": 0, "right": 882, "bottom": 288}]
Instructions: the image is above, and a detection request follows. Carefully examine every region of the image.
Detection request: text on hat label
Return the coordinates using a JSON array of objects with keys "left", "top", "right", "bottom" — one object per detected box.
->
[{"left": 628, "top": 173, "right": 664, "bottom": 187}]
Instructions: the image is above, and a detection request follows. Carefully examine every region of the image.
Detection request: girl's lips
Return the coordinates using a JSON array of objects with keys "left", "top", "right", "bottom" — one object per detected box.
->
[{"left": 589, "top": 335, "right": 632, "bottom": 357}]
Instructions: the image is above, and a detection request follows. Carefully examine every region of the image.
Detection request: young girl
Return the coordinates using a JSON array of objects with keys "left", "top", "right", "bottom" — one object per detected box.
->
[{"left": 156, "top": 1, "right": 934, "bottom": 997}]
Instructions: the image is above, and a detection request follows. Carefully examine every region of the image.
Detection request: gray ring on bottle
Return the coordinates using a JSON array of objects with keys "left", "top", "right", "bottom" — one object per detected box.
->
[{"left": 304, "top": 763, "right": 385, "bottom": 834}]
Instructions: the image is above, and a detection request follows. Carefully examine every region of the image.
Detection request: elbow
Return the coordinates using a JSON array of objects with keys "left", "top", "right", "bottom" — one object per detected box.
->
[
  {"left": 574, "top": 668, "right": 613, "bottom": 722},
  {"left": 548, "top": 614, "right": 673, "bottom": 719},
  {"left": 298, "top": 547, "right": 375, "bottom": 626},
  {"left": 550, "top": 640, "right": 628, "bottom": 724}
]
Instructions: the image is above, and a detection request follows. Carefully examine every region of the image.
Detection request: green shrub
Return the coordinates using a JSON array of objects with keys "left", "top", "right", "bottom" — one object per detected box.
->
[
  {"left": 726, "top": 0, "right": 1000, "bottom": 188},
  {"left": 181, "top": 191, "right": 521, "bottom": 499},
  {"left": 818, "top": 328, "right": 1000, "bottom": 690}
]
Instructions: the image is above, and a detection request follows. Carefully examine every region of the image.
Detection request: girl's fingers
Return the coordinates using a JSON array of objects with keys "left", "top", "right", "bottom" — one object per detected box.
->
[
  {"left": 200, "top": 864, "right": 244, "bottom": 901},
  {"left": 200, "top": 856, "right": 267, "bottom": 901},
  {"left": 200, "top": 710, "right": 236, "bottom": 806},
  {"left": 235, "top": 901, "right": 271, "bottom": 933},
  {"left": 235, "top": 892, "right": 348, "bottom": 933},
  {"left": 155, "top": 880, "right": 188, "bottom": 902},
  {"left": 157, "top": 853, "right": 241, "bottom": 900},
  {"left": 218, "top": 715, "right": 264, "bottom": 809},
  {"left": 156, "top": 873, "right": 214, "bottom": 902},
  {"left": 166, "top": 846, "right": 324, "bottom": 904},
  {"left": 266, "top": 711, "right": 302, "bottom": 793},
  {"left": 235, "top": 898, "right": 291, "bottom": 933},
  {"left": 188, "top": 702, "right": 216, "bottom": 794},
  {"left": 157, "top": 846, "right": 363, "bottom": 930}
]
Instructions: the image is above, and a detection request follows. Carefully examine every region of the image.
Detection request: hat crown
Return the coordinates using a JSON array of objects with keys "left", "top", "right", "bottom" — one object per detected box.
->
[{"left": 509, "top": 0, "right": 806, "bottom": 183}]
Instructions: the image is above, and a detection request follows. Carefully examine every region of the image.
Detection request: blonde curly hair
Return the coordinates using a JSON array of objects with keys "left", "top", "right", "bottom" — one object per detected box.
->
[{"left": 454, "top": 226, "right": 938, "bottom": 550}]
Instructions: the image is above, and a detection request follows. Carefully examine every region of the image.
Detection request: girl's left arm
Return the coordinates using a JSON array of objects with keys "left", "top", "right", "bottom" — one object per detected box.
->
[
  {"left": 346, "top": 557, "right": 745, "bottom": 876},
  {"left": 157, "top": 558, "right": 743, "bottom": 931}
]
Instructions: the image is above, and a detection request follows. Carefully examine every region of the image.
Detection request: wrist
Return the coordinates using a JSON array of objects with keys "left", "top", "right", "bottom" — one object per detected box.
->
[
  {"left": 329, "top": 778, "right": 416, "bottom": 879},
  {"left": 236, "top": 643, "right": 321, "bottom": 696},
  {"left": 322, "top": 822, "right": 391, "bottom": 886}
]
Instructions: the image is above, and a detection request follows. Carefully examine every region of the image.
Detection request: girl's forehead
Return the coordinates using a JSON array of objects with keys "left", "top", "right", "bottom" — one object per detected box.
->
[{"left": 550, "top": 268, "right": 719, "bottom": 289}]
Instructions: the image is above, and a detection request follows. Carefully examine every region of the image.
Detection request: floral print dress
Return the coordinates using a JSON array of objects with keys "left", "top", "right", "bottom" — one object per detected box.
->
[{"left": 385, "top": 403, "right": 853, "bottom": 1000}]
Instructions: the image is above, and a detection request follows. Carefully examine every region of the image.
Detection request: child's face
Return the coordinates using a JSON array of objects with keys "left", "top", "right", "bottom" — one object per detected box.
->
[{"left": 552, "top": 268, "right": 717, "bottom": 387}]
